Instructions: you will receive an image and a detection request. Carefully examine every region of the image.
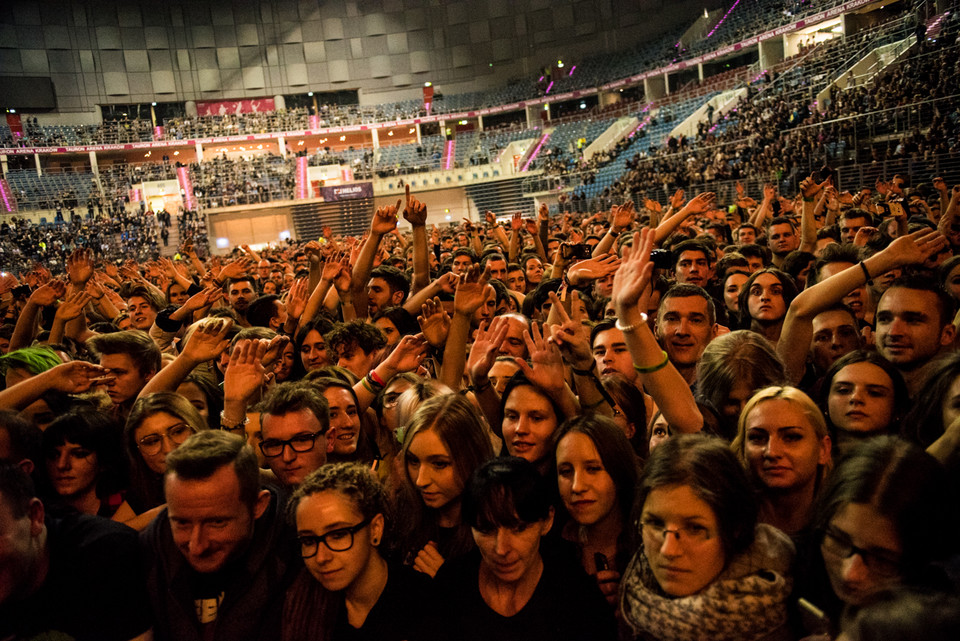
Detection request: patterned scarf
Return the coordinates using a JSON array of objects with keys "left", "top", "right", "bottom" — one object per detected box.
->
[{"left": 621, "top": 524, "right": 795, "bottom": 641}]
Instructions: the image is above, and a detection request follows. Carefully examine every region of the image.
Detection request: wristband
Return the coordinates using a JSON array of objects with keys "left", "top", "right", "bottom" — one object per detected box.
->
[
  {"left": 858, "top": 261, "right": 872, "bottom": 282},
  {"left": 472, "top": 379, "right": 491, "bottom": 393},
  {"left": 633, "top": 350, "right": 670, "bottom": 374},
  {"left": 368, "top": 370, "right": 386, "bottom": 387},
  {"left": 803, "top": 196, "right": 815, "bottom": 202},
  {"left": 572, "top": 365, "right": 596, "bottom": 376},
  {"left": 360, "top": 377, "right": 378, "bottom": 394},
  {"left": 220, "top": 410, "right": 249, "bottom": 434},
  {"left": 615, "top": 314, "right": 648, "bottom": 334}
]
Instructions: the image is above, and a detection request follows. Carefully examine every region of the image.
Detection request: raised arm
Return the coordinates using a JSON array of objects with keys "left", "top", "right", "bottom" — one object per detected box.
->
[
  {"left": 777, "top": 229, "right": 948, "bottom": 383},
  {"left": 352, "top": 201, "right": 401, "bottom": 318},
  {"left": 612, "top": 228, "right": 703, "bottom": 433},
  {"left": 653, "top": 192, "right": 716, "bottom": 246},
  {"left": 404, "top": 185, "right": 431, "bottom": 294},
  {"left": 138, "top": 318, "right": 233, "bottom": 399}
]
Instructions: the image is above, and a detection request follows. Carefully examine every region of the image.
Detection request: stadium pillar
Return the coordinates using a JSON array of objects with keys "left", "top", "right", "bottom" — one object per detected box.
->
[
  {"left": 759, "top": 38, "right": 784, "bottom": 70},
  {"left": 195, "top": 141, "right": 204, "bottom": 163},
  {"left": 34, "top": 154, "right": 41, "bottom": 177},
  {"left": 478, "top": 115, "right": 484, "bottom": 131},
  {"left": 1, "top": 155, "right": 7, "bottom": 178},
  {"left": 185, "top": 101, "right": 198, "bottom": 118},
  {"left": 274, "top": 95, "right": 286, "bottom": 111},
  {"left": 372, "top": 129, "right": 380, "bottom": 149},
  {"left": 644, "top": 75, "right": 666, "bottom": 101},
  {"left": 278, "top": 136, "right": 286, "bottom": 158},
  {"left": 415, "top": 123, "right": 422, "bottom": 145},
  {"left": 698, "top": 64, "right": 704, "bottom": 81},
  {"left": 89, "top": 151, "right": 99, "bottom": 177}
]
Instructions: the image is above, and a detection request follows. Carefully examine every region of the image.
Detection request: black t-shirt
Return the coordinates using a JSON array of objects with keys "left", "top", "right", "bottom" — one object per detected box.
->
[
  {"left": 428, "top": 544, "right": 616, "bottom": 641},
  {"left": 0, "top": 512, "right": 151, "bottom": 641},
  {"left": 331, "top": 562, "right": 433, "bottom": 641}
]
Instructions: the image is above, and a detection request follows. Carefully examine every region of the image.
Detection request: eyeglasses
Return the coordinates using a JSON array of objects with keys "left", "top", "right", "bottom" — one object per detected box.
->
[
  {"left": 298, "top": 518, "right": 372, "bottom": 558},
  {"left": 258, "top": 431, "right": 323, "bottom": 458},
  {"left": 137, "top": 423, "right": 195, "bottom": 455},
  {"left": 821, "top": 527, "right": 902, "bottom": 578},
  {"left": 640, "top": 518, "right": 713, "bottom": 546}
]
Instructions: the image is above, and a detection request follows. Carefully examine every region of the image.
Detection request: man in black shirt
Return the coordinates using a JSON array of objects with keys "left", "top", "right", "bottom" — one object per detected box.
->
[{"left": 0, "top": 461, "right": 151, "bottom": 641}]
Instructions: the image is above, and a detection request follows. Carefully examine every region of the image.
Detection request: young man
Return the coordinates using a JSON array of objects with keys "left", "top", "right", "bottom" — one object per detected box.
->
[
  {"left": 325, "top": 320, "right": 388, "bottom": 379},
  {"left": 258, "top": 383, "right": 333, "bottom": 490},
  {"left": 87, "top": 330, "right": 161, "bottom": 418},
  {"left": 126, "top": 285, "right": 164, "bottom": 332},
  {"left": 875, "top": 274, "right": 956, "bottom": 396},
  {"left": 766, "top": 216, "right": 800, "bottom": 268}
]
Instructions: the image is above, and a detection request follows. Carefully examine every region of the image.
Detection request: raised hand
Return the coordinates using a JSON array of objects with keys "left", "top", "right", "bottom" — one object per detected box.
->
[
  {"left": 510, "top": 211, "right": 523, "bottom": 232},
  {"left": 54, "top": 290, "right": 94, "bottom": 323},
  {"left": 763, "top": 183, "right": 776, "bottom": 201},
  {"left": 524, "top": 218, "right": 539, "bottom": 235},
  {"left": 372, "top": 199, "right": 401, "bottom": 235},
  {"left": 417, "top": 297, "right": 451, "bottom": 348},
  {"left": 223, "top": 338, "right": 269, "bottom": 403},
  {"left": 538, "top": 202, "right": 549, "bottom": 221},
  {"left": 566, "top": 254, "right": 621, "bottom": 286},
  {"left": 284, "top": 278, "right": 308, "bottom": 320},
  {"left": 643, "top": 199, "right": 663, "bottom": 215},
  {"left": 800, "top": 173, "right": 828, "bottom": 200},
  {"left": 514, "top": 322, "right": 566, "bottom": 395},
  {"left": 682, "top": 192, "right": 717, "bottom": 215},
  {"left": 546, "top": 290, "right": 592, "bottom": 370},
  {"left": 28, "top": 280, "right": 67, "bottom": 307},
  {"left": 467, "top": 317, "right": 509, "bottom": 383},
  {"left": 66, "top": 248, "right": 95, "bottom": 286},
  {"left": 181, "top": 318, "right": 233, "bottom": 364},
  {"left": 382, "top": 333, "right": 429, "bottom": 373},
  {"left": 49, "top": 361, "right": 110, "bottom": 394},
  {"left": 611, "top": 200, "right": 636, "bottom": 232},
  {"left": 260, "top": 334, "right": 290, "bottom": 370},
  {"left": 181, "top": 286, "right": 223, "bottom": 314},
  {"left": 670, "top": 189, "right": 686, "bottom": 210},
  {"left": 402, "top": 184, "right": 428, "bottom": 226},
  {"left": 484, "top": 210, "right": 497, "bottom": 226},
  {"left": 612, "top": 228, "right": 655, "bottom": 311},
  {"left": 852, "top": 226, "right": 878, "bottom": 247},
  {"left": 217, "top": 257, "right": 254, "bottom": 281},
  {"left": 453, "top": 265, "right": 493, "bottom": 317},
  {"left": 885, "top": 228, "right": 949, "bottom": 266}
]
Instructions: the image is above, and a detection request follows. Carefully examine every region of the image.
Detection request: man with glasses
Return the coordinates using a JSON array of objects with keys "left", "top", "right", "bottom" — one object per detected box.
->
[
  {"left": 258, "top": 383, "right": 333, "bottom": 491},
  {"left": 141, "top": 430, "right": 298, "bottom": 641}
]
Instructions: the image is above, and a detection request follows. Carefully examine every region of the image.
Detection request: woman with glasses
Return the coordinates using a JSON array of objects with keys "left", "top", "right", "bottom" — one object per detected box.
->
[
  {"left": 282, "top": 462, "right": 430, "bottom": 641},
  {"left": 430, "top": 456, "right": 616, "bottom": 641},
  {"left": 395, "top": 394, "right": 494, "bottom": 578},
  {"left": 732, "top": 386, "right": 832, "bottom": 535},
  {"left": 794, "top": 436, "right": 955, "bottom": 637},
  {"left": 621, "top": 434, "right": 795, "bottom": 641},
  {"left": 122, "top": 392, "right": 206, "bottom": 530}
]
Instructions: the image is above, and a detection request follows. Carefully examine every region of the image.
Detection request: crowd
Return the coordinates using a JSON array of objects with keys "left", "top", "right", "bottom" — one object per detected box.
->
[
  {"left": 560, "top": 19, "right": 960, "bottom": 212},
  {"left": 2, "top": 165, "right": 960, "bottom": 640}
]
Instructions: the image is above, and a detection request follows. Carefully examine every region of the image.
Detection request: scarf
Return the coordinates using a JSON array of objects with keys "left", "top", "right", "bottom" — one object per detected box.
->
[{"left": 621, "top": 524, "right": 795, "bottom": 641}]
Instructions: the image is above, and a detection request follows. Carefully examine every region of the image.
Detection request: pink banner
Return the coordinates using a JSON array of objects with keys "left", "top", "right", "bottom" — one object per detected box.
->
[{"left": 196, "top": 98, "right": 276, "bottom": 117}]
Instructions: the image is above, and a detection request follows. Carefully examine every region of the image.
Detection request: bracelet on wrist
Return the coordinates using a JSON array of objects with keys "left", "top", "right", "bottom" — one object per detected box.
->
[
  {"left": 220, "top": 410, "right": 249, "bottom": 434},
  {"left": 858, "top": 261, "right": 872, "bottom": 282},
  {"left": 473, "top": 379, "right": 491, "bottom": 393},
  {"left": 615, "top": 314, "right": 648, "bottom": 334},
  {"left": 633, "top": 350, "right": 670, "bottom": 374},
  {"left": 571, "top": 364, "right": 596, "bottom": 376}
]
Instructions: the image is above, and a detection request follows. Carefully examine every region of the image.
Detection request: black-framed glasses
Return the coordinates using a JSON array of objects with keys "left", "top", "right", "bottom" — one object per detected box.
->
[
  {"left": 298, "top": 518, "right": 372, "bottom": 558},
  {"left": 137, "top": 423, "right": 195, "bottom": 455},
  {"left": 821, "top": 527, "right": 902, "bottom": 577},
  {"left": 258, "top": 431, "right": 324, "bottom": 458},
  {"left": 640, "top": 518, "right": 713, "bottom": 546}
]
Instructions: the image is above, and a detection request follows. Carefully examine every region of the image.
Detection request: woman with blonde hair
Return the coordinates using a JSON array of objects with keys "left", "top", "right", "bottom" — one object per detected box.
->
[
  {"left": 395, "top": 393, "right": 494, "bottom": 577},
  {"left": 732, "top": 386, "right": 832, "bottom": 535}
]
